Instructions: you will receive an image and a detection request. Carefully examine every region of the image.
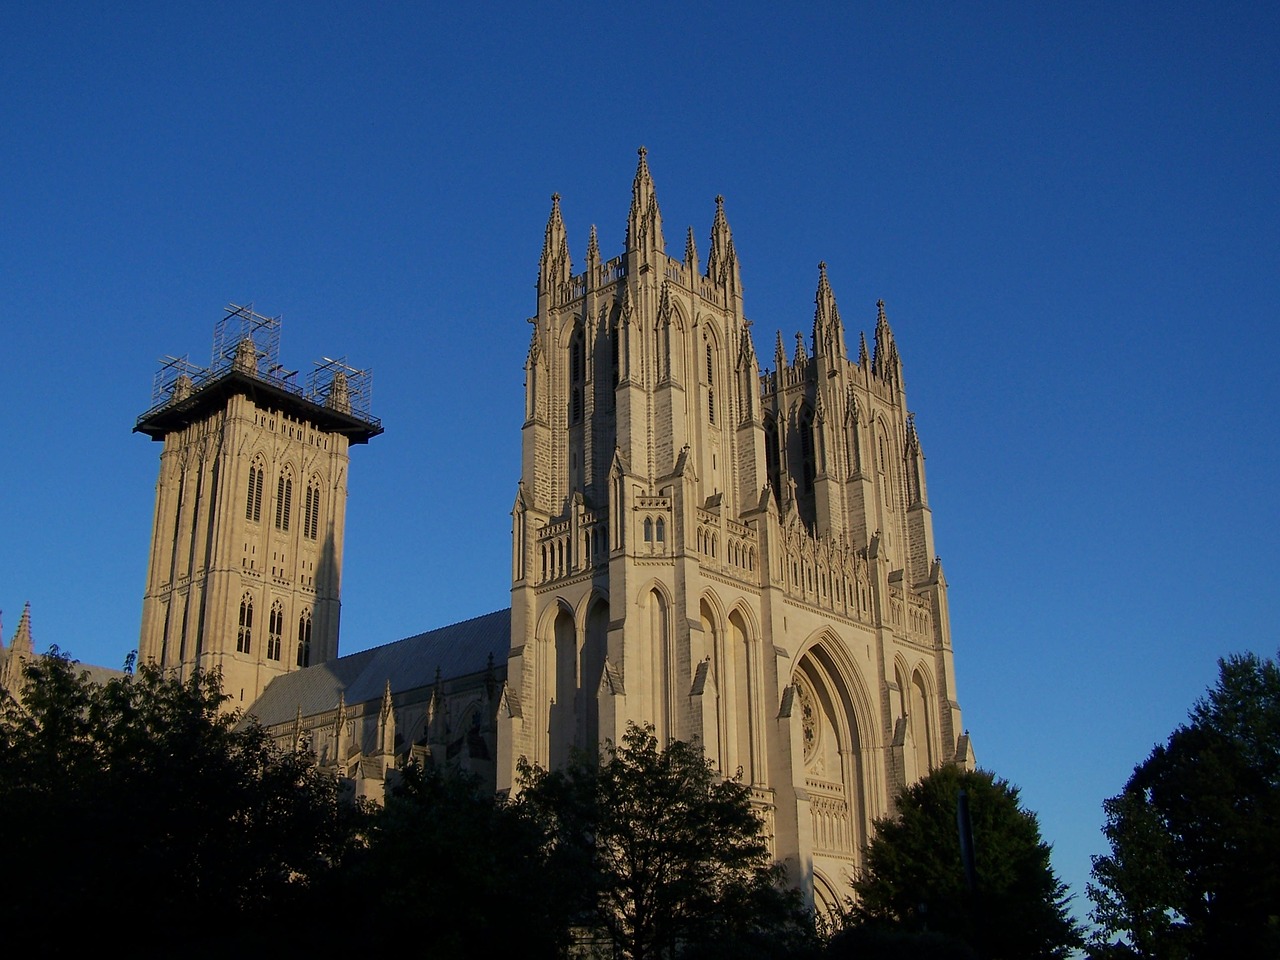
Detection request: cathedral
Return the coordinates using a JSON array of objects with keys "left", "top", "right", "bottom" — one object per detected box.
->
[{"left": 127, "top": 149, "right": 972, "bottom": 913}]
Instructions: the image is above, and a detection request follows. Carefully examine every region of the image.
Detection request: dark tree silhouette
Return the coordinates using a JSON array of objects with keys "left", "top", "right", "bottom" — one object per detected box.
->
[
  {"left": 846, "top": 764, "right": 1081, "bottom": 960},
  {"left": 516, "top": 722, "right": 816, "bottom": 960},
  {"left": 1087, "top": 651, "right": 1280, "bottom": 959},
  {"left": 0, "top": 649, "right": 363, "bottom": 956}
]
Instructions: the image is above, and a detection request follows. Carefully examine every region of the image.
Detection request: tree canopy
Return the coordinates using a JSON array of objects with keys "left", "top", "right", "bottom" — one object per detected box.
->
[
  {"left": 843, "top": 764, "right": 1082, "bottom": 960},
  {"left": 327, "top": 759, "right": 572, "bottom": 958},
  {"left": 516, "top": 722, "right": 816, "bottom": 960},
  {"left": 1086, "top": 650, "right": 1280, "bottom": 959},
  {"left": 0, "top": 650, "right": 363, "bottom": 954}
]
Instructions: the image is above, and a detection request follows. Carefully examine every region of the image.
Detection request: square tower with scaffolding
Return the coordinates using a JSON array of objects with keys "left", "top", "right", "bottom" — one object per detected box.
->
[{"left": 135, "top": 304, "right": 382, "bottom": 707}]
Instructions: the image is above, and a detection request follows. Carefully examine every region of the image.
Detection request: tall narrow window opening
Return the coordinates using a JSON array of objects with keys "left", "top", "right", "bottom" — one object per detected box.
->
[
  {"left": 267, "top": 601, "right": 283, "bottom": 661},
  {"left": 246, "top": 463, "right": 263, "bottom": 522},
  {"left": 237, "top": 595, "right": 253, "bottom": 654},
  {"left": 275, "top": 471, "right": 293, "bottom": 531},
  {"left": 800, "top": 407, "right": 816, "bottom": 492},
  {"left": 304, "top": 481, "right": 320, "bottom": 540},
  {"left": 570, "top": 330, "right": 584, "bottom": 423},
  {"left": 297, "top": 610, "right": 312, "bottom": 667}
]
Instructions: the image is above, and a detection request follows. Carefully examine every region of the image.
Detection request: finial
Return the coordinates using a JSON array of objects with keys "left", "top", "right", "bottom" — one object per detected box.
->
[
  {"left": 819, "top": 260, "right": 827, "bottom": 274},
  {"left": 715, "top": 194, "right": 724, "bottom": 208},
  {"left": 551, "top": 192, "right": 560, "bottom": 204},
  {"left": 877, "top": 299, "right": 886, "bottom": 322},
  {"left": 638, "top": 145, "right": 647, "bottom": 158}
]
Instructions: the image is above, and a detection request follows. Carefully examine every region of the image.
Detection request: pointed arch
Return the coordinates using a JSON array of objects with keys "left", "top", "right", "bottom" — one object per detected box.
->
[
  {"left": 542, "top": 598, "right": 577, "bottom": 770},
  {"left": 236, "top": 593, "right": 254, "bottom": 654},
  {"left": 267, "top": 599, "right": 284, "bottom": 661},
  {"left": 245, "top": 454, "right": 266, "bottom": 522},
  {"left": 304, "top": 474, "right": 323, "bottom": 540},
  {"left": 909, "top": 664, "right": 938, "bottom": 775},
  {"left": 296, "top": 608, "right": 312, "bottom": 667},
  {"left": 635, "top": 582, "right": 675, "bottom": 744},
  {"left": 797, "top": 402, "right": 816, "bottom": 494},
  {"left": 569, "top": 323, "right": 585, "bottom": 424},
  {"left": 275, "top": 463, "right": 295, "bottom": 531},
  {"left": 727, "top": 606, "right": 758, "bottom": 782},
  {"left": 698, "top": 594, "right": 725, "bottom": 772},
  {"left": 763, "top": 413, "right": 781, "bottom": 501},
  {"left": 793, "top": 631, "right": 880, "bottom": 856},
  {"left": 702, "top": 325, "right": 722, "bottom": 427},
  {"left": 812, "top": 870, "right": 844, "bottom": 929},
  {"left": 580, "top": 594, "right": 610, "bottom": 761}
]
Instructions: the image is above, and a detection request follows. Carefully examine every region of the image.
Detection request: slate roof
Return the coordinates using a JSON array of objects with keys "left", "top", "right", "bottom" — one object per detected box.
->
[{"left": 245, "top": 608, "right": 510, "bottom": 728}]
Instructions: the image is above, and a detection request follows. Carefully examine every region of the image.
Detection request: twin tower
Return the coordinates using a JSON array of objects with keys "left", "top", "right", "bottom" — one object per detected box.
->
[{"left": 135, "top": 150, "right": 969, "bottom": 909}]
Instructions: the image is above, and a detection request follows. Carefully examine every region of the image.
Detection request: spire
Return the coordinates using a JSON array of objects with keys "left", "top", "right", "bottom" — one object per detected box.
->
[
  {"left": 737, "top": 324, "right": 757, "bottom": 368},
  {"left": 793, "top": 331, "right": 808, "bottom": 365},
  {"left": 539, "top": 193, "right": 572, "bottom": 295},
  {"left": 586, "top": 223, "right": 600, "bottom": 268},
  {"left": 293, "top": 704, "right": 305, "bottom": 752},
  {"left": 684, "top": 226, "right": 699, "bottom": 274},
  {"left": 378, "top": 679, "right": 396, "bottom": 757},
  {"left": 872, "top": 299, "right": 900, "bottom": 381},
  {"left": 705, "top": 194, "right": 741, "bottom": 294},
  {"left": 526, "top": 325, "right": 542, "bottom": 365},
  {"left": 10, "top": 602, "right": 32, "bottom": 657},
  {"left": 906, "top": 411, "right": 920, "bottom": 453},
  {"left": 657, "top": 279, "right": 673, "bottom": 325},
  {"left": 626, "top": 147, "right": 665, "bottom": 256},
  {"left": 812, "top": 261, "right": 848, "bottom": 363},
  {"left": 427, "top": 666, "right": 447, "bottom": 744},
  {"left": 858, "top": 331, "right": 869, "bottom": 368}
]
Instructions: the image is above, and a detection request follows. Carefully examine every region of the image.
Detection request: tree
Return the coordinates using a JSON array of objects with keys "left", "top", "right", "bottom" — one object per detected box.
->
[
  {"left": 516, "top": 722, "right": 816, "bottom": 960},
  {"left": 845, "top": 764, "right": 1082, "bottom": 960},
  {"left": 325, "top": 759, "right": 572, "bottom": 958},
  {"left": 0, "top": 649, "right": 363, "bottom": 955},
  {"left": 1087, "top": 651, "right": 1280, "bottom": 959}
]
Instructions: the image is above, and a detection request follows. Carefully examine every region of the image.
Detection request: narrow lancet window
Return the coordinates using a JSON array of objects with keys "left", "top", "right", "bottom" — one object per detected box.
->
[
  {"left": 246, "top": 463, "right": 264, "bottom": 522},
  {"left": 570, "top": 330, "right": 585, "bottom": 424},
  {"left": 297, "top": 610, "right": 312, "bottom": 667},
  {"left": 275, "top": 471, "right": 293, "bottom": 531},
  {"left": 237, "top": 595, "right": 253, "bottom": 654},
  {"left": 304, "top": 481, "right": 320, "bottom": 540},
  {"left": 267, "top": 601, "right": 283, "bottom": 661}
]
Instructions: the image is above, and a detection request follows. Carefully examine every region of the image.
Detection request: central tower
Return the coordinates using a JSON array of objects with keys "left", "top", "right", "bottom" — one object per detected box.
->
[{"left": 500, "top": 151, "right": 970, "bottom": 910}]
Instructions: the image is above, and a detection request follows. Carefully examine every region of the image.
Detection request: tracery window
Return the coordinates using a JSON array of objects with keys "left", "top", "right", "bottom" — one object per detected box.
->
[
  {"left": 267, "top": 601, "right": 283, "bottom": 661},
  {"left": 246, "top": 462, "right": 264, "bottom": 522},
  {"left": 275, "top": 469, "right": 293, "bottom": 531},
  {"left": 237, "top": 595, "right": 253, "bottom": 654},
  {"left": 303, "top": 480, "right": 320, "bottom": 540},
  {"left": 297, "top": 610, "right": 312, "bottom": 667}
]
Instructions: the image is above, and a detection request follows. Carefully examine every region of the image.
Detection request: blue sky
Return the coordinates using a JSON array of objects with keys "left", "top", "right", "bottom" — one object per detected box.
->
[{"left": 2, "top": 1, "right": 1277, "bottom": 927}]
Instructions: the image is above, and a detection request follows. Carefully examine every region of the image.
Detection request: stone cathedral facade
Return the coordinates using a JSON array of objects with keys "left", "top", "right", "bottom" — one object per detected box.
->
[
  {"left": 500, "top": 149, "right": 970, "bottom": 908},
  {"left": 131, "top": 150, "right": 971, "bottom": 914}
]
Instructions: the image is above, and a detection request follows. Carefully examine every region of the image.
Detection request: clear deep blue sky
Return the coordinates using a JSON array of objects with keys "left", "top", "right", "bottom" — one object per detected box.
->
[{"left": 2, "top": 1, "right": 1276, "bottom": 927}]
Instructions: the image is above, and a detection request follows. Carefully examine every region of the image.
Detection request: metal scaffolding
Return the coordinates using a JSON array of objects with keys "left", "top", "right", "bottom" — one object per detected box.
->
[{"left": 141, "top": 304, "right": 378, "bottom": 430}]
